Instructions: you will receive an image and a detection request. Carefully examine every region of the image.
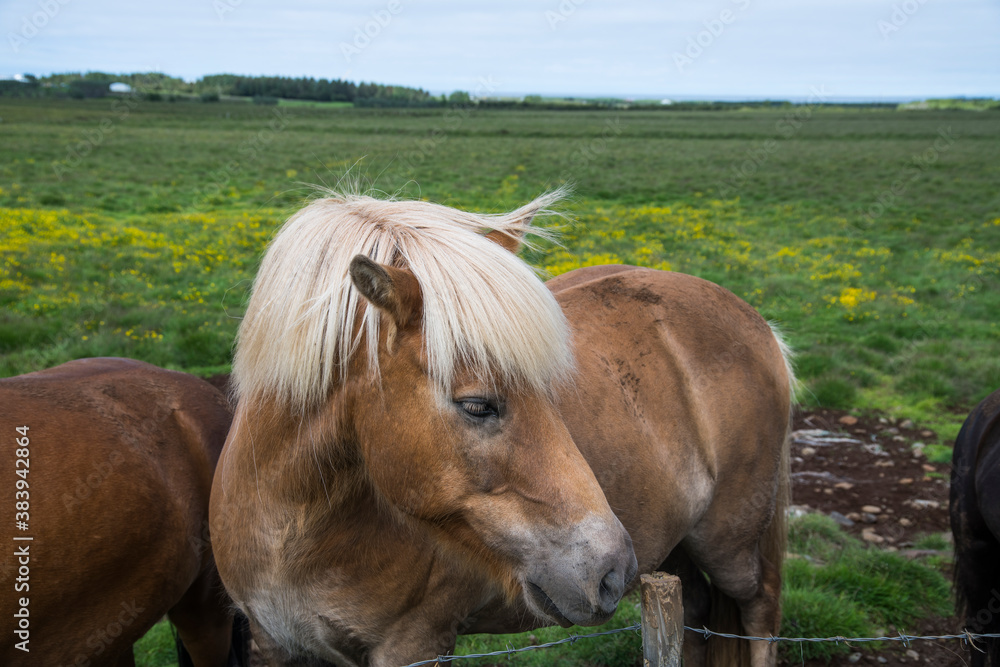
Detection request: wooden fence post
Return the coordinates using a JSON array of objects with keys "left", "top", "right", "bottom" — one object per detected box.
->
[{"left": 640, "top": 572, "right": 683, "bottom": 667}]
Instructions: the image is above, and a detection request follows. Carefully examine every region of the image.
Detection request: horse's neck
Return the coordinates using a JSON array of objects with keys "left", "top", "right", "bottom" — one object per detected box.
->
[{"left": 227, "top": 399, "right": 438, "bottom": 573}]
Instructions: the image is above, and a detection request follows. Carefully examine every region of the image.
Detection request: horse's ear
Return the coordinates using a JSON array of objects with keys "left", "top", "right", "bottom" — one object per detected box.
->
[
  {"left": 349, "top": 256, "right": 422, "bottom": 330},
  {"left": 485, "top": 229, "right": 523, "bottom": 254}
]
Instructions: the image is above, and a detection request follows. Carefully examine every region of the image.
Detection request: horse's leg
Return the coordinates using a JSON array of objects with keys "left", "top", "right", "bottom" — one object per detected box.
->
[
  {"left": 659, "top": 547, "right": 710, "bottom": 667},
  {"left": 719, "top": 550, "right": 780, "bottom": 667},
  {"left": 167, "top": 565, "right": 234, "bottom": 667},
  {"left": 686, "top": 534, "right": 781, "bottom": 667}
]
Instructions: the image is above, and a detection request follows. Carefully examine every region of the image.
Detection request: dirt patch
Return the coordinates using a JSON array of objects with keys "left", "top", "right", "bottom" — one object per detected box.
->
[
  {"left": 790, "top": 407, "right": 951, "bottom": 548},
  {"left": 785, "top": 407, "right": 967, "bottom": 667}
]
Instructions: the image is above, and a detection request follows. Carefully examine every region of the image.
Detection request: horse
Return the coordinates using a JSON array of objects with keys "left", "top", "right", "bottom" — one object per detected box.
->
[
  {"left": 951, "top": 387, "right": 1000, "bottom": 667},
  {"left": 0, "top": 357, "right": 236, "bottom": 667},
  {"left": 210, "top": 191, "right": 794, "bottom": 667}
]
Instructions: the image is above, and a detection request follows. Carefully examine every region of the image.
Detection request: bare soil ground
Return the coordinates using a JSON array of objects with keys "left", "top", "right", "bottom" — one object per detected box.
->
[{"left": 786, "top": 407, "right": 968, "bottom": 667}]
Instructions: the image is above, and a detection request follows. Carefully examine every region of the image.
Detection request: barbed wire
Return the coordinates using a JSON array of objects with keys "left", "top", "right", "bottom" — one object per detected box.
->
[
  {"left": 397, "top": 625, "right": 1000, "bottom": 666},
  {"left": 686, "top": 626, "right": 1000, "bottom": 646}
]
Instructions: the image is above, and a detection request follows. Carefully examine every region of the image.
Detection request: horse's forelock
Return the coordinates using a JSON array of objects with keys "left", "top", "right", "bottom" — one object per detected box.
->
[{"left": 231, "top": 190, "right": 573, "bottom": 408}]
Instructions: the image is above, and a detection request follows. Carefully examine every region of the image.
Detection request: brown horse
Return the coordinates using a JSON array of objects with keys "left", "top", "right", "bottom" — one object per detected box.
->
[
  {"left": 210, "top": 192, "right": 793, "bottom": 667},
  {"left": 0, "top": 357, "right": 235, "bottom": 666}
]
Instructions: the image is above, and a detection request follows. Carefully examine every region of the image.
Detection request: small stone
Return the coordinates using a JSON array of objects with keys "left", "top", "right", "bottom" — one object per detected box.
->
[
  {"left": 848, "top": 652, "right": 862, "bottom": 663},
  {"left": 906, "top": 649, "right": 920, "bottom": 660},
  {"left": 788, "top": 505, "right": 812, "bottom": 518},
  {"left": 835, "top": 482, "right": 854, "bottom": 490},
  {"left": 885, "top": 427, "right": 900, "bottom": 435},
  {"left": 899, "top": 518, "right": 913, "bottom": 527},
  {"left": 900, "top": 419, "right": 914, "bottom": 429},
  {"left": 830, "top": 511, "right": 855, "bottom": 527},
  {"left": 878, "top": 657, "right": 888, "bottom": 664},
  {"left": 862, "top": 528, "right": 885, "bottom": 544},
  {"left": 862, "top": 512, "right": 878, "bottom": 524},
  {"left": 839, "top": 415, "right": 859, "bottom": 426},
  {"left": 893, "top": 435, "right": 906, "bottom": 442},
  {"left": 908, "top": 499, "right": 940, "bottom": 510},
  {"left": 899, "top": 478, "right": 914, "bottom": 485},
  {"left": 800, "top": 446, "right": 817, "bottom": 457},
  {"left": 879, "top": 417, "right": 889, "bottom": 424},
  {"left": 862, "top": 505, "right": 882, "bottom": 514},
  {"left": 846, "top": 512, "right": 861, "bottom": 521},
  {"left": 922, "top": 463, "right": 936, "bottom": 472},
  {"left": 920, "top": 430, "right": 934, "bottom": 438},
  {"left": 823, "top": 488, "right": 833, "bottom": 495},
  {"left": 912, "top": 445, "right": 926, "bottom": 459}
]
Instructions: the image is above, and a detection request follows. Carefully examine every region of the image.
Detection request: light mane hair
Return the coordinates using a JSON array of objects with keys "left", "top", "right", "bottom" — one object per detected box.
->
[
  {"left": 232, "top": 190, "right": 574, "bottom": 408},
  {"left": 766, "top": 321, "right": 799, "bottom": 403}
]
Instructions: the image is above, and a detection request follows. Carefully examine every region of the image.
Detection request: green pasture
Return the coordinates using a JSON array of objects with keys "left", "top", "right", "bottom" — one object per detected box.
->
[
  {"left": 1, "top": 98, "right": 997, "bottom": 664},
  {"left": 2, "top": 98, "right": 997, "bottom": 436}
]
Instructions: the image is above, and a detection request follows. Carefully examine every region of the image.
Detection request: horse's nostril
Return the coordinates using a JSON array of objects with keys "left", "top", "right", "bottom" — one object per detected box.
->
[{"left": 598, "top": 568, "right": 625, "bottom": 611}]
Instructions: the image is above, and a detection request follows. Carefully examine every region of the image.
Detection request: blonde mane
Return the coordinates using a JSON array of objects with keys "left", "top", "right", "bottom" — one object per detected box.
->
[{"left": 232, "top": 190, "right": 574, "bottom": 407}]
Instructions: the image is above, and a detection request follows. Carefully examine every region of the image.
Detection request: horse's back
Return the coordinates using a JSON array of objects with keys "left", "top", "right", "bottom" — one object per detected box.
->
[
  {"left": 0, "top": 358, "right": 232, "bottom": 664},
  {"left": 545, "top": 263, "right": 644, "bottom": 294},
  {"left": 549, "top": 267, "right": 791, "bottom": 574}
]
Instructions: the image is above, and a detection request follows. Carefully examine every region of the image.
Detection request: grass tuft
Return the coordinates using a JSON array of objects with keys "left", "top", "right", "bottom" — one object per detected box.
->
[{"left": 781, "top": 514, "right": 951, "bottom": 661}]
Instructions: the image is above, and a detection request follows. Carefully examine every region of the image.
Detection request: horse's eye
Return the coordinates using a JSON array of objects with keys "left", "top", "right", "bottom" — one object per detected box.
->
[{"left": 456, "top": 398, "right": 502, "bottom": 420}]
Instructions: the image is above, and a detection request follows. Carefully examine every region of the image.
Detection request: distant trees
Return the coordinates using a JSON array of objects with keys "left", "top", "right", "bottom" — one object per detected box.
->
[
  {"left": 68, "top": 80, "right": 111, "bottom": 98},
  {"left": 214, "top": 76, "right": 358, "bottom": 102},
  {"left": 0, "top": 75, "right": 39, "bottom": 97},
  {"left": 195, "top": 75, "right": 436, "bottom": 106},
  {"left": 354, "top": 83, "right": 439, "bottom": 107},
  {"left": 0, "top": 71, "right": 442, "bottom": 107}
]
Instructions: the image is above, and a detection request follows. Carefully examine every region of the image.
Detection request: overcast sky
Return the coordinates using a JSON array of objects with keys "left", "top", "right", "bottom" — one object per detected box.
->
[{"left": 3, "top": 0, "right": 998, "bottom": 100}]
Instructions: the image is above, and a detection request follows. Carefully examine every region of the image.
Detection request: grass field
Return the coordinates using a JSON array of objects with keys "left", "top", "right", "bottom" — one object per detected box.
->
[
  {"left": 2, "top": 97, "right": 997, "bottom": 664},
  {"left": 3, "top": 98, "right": 997, "bottom": 435}
]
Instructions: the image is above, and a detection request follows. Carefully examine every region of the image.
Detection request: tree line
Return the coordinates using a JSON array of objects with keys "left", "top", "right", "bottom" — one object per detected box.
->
[{"left": 0, "top": 71, "right": 447, "bottom": 106}]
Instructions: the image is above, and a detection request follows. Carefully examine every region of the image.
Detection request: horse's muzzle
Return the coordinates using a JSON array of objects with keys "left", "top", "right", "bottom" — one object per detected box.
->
[{"left": 523, "top": 515, "right": 638, "bottom": 627}]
